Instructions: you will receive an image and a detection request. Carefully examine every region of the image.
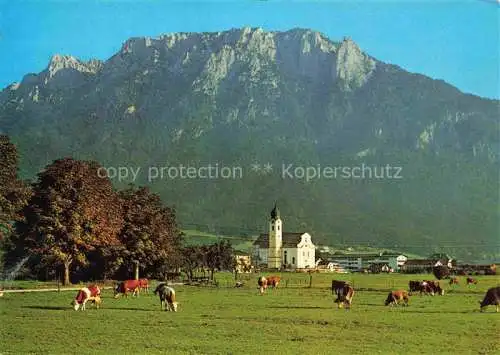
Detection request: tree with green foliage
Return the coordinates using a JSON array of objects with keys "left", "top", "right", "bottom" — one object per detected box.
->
[
  {"left": 0, "top": 135, "right": 31, "bottom": 241},
  {"left": 118, "top": 185, "right": 182, "bottom": 279},
  {"left": 205, "top": 240, "right": 236, "bottom": 280},
  {"left": 180, "top": 241, "right": 235, "bottom": 281},
  {"left": 181, "top": 245, "right": 204, "bottom": 281},
  {"left": 20, "top": 158, "right": 123, "bottom": 285},
  {"left": 0, "top": 135, "right": 32, "bottom": 274}
]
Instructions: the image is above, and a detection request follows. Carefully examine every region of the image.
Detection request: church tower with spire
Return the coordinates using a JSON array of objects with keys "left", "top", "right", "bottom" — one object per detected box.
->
[{"left": 267, "top": 202, "right": 283, "bottom": 269}]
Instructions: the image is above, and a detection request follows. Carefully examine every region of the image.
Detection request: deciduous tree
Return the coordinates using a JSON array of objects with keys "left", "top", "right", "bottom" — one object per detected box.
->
[
  {"left": 118, "top": 185, "right": 182, "bottom": 279},
  {"left": 0, "top": 135, "right": 31, "bottom": 241},
  {"left": 21, "top": 158, "right": 123, "bottom": 285},
  {"left": 205, "top": 240, "right": 236, "bottom": 280},
  {"left": 181, "top": 245, "right": 203, "bottom": 281}
]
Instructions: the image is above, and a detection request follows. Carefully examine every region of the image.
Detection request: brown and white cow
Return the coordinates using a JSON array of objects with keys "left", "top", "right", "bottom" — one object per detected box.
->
[
  {"left": 408, "top": 280, "right": 422, "bottom": 295},
  {"left": 449, "top": 277, "right": 459, "bottom": 285},
  {"left": 433, "top": 281, "right": 445, "bottom": 296},
  {"left": 420, "top": 281, "right": 435, "bottom": 295},
  {"left": 267, "top": 276, "right": 281, "bottom": 288},
  {"left": 409, "top": 280, "right": 443, "bottom": 296},
  {"left": 466, "top": 277, "right": 478, "bottom": 285},
  {"left": 331, "top": 280, "right": 349, "bottom": 296},
  {"left": 334, "top": 284, "right": 355, "bottom": 309},
  {"left": 258, "top": 275, "right": 281, "bottom": 294},
  {"left": 480, "top": 286, "right": 500, "bottom": 312},
  {"left": 258, "top": 276, "right": 268, "bottom": 295},
  {"left": 154, "top": 283, "right": 178, "bottom": 312},
  {"left": 385, "top": 290, "right": 409, "bottom": 307},
  {"left": 72, "top": 285, "right": 101, "bottom": 311},
  {"left": 138, "top": 278, "right": 149, "bottom": 293},
  {"left": 114, "top": 279, "right": 140, "bottom": 298},
  {"left": 423, "top": 280, "right": 445, "bottom": 296}
]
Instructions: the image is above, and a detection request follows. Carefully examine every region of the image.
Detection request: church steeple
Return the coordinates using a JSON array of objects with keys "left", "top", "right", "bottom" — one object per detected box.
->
[
  {"left": 270, "top": 202, "right": 280, "bottom": 220},
  {"left": 268, "top": 201, "right": 282, "bottom": 269}
]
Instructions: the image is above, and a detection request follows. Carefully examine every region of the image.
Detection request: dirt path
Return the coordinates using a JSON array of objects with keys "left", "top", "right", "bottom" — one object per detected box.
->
[
  {"left": 1, "top": 286, "right": 115, "bottom": 294},
  {"left": 0, "top": 282, "right": 185, "bottom": 294}
]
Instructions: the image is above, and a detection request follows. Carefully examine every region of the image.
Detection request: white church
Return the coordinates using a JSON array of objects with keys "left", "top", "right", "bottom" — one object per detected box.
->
[{"left": 253, "top": 203, "right": 316, "bottom": 270}]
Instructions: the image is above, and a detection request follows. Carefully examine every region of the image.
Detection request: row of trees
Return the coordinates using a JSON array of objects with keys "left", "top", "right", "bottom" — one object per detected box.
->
[
  {"left": 0, "top": 135, "right": 237, "bottom": 284},
  {"left": 181, "top": 241, "right": 236, "bottom": 281}
]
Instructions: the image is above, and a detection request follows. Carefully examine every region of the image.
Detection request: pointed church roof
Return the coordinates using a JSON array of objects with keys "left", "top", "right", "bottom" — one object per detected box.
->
[{"left": 270, "top": 202, "right": 280, "bottom": 220}]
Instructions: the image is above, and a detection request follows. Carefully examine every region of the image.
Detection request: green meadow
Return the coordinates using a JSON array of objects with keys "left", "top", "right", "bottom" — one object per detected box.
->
[{"left": 0, "top": 273, "right": 498, "bottom": 355}]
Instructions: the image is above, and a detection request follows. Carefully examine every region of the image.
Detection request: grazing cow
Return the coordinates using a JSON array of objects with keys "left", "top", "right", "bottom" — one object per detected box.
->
[
  {"left": 480, "top": 286, "right": 500, "bottom": 313},
  {"left": 114, "top": 279, "right": 140, "bottom": 298},
  {"left": 331, "top": 280, "right": 349, "bottom": 295},
  {"left": 72, "top": 285, "right": 101, "bottom": 311},
  {"left": 449, "top": 277, "right": 459, "bottom": 285},
  {"left": 267, "top": 276, "right": 281, "bottom": 288},
  {"left": 334, "top": 284, "right": 355, "bottom": 309},
  {"left": 409, "top": 280, "right": 430, "bottom": 295},
  {"left": 420, "top": 281, "right": 432, "bottom": 295},
  {"left": 138, "top": 278, "right": 149, "bottom": 293},
  {"left": 408, "top": 280, "right": 443, "bottom": 296},
  {"left": 466, "top": 277, "right": 478, "bottom": 285},
  {"left": 258, "top": 276, "right": 268, "bottom": 295},
  {"left": 423, "top": 280, "right": 445, "bottom": 296},
  {"left": 408, "top": 281, "right": 422, "bottom": 295},
  {"left": 385, "top": 290, "right": 409, "bottom": 307},
  {"left": 433, "top": 281, "right": 445, "bottom": 296},
  {"left": 154, "top": 283, "right": 178, "bottom": 312}
]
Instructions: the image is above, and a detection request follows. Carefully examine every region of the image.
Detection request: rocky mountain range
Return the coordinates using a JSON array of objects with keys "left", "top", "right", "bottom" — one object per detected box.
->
[{"left": 1, "top": 27, "right": 498, "bottom": 261}]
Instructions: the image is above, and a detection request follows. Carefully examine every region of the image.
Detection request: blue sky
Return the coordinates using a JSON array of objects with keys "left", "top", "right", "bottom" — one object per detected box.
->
[{"left": 0, "top": 0, "right": 498, "bottom": 99}]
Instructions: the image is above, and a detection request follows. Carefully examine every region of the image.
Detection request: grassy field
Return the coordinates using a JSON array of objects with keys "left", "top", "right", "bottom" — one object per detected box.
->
[{"left": 0, "top": 273, "right": 499, "bottom": 354}]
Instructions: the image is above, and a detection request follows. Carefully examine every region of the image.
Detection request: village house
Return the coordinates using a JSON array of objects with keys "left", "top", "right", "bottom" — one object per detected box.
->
[
  {"left": 454, "top": 263, "right": 497, "bottom": 275},
  {"left": 329, "top": 252, "right": 407, "bottom": 272},
  {"left": 328, "top": 253, "right": 363, "bottom": 272},
  {"left": 400, "top": 259, "right": 438, "bottom": 273},
  {"left": 252, "top": 204, "right": 316, "bottom": 270},
  {"left": 368, "top": 262, "right": 392, "bottom": 273},
  {"left": 368, "top": 253, "right": 407, "bottom": 271},
  {"left": 233, "top": 250, "right": 252, "bottom": 273},
  {"left": 315, "top": 259, "right": 348, "bottom": 273},
  {"left": 400, "top": 254, "right": 455, "bottom": 273}
]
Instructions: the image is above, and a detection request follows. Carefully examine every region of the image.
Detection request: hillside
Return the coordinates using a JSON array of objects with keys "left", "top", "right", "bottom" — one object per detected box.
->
[
  {"left": 181, "top": 230, "right": 256, "bottom": 253},
  {"left": 0, "top": 28, "right": 498, "bottom": 261}
]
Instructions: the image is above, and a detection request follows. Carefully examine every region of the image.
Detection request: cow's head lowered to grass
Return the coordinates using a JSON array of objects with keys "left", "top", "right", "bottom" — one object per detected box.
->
[
  {"left": 72, "top": 295, "right": 102, "bottom": 311},
  {"left": 154, "top": 283, "right": 179, "bottom": 312},
  {"left": 72, "top": 285, "right": 102, "bottom": 311}
]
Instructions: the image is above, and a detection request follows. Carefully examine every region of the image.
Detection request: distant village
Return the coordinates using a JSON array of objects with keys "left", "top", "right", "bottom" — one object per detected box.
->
[{"left": 232, "top": 204, "right": 498, "bottom": 276}]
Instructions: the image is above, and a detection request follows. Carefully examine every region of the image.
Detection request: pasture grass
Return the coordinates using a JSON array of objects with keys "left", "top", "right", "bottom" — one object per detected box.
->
[{"left": 0, "top": 273, "right": 498, "bottom": 354}]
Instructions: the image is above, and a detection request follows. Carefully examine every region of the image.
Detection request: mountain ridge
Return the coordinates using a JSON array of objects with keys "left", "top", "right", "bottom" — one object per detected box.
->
[{"left": 1, "top": 27, "right": 498, "bottom": 261}]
